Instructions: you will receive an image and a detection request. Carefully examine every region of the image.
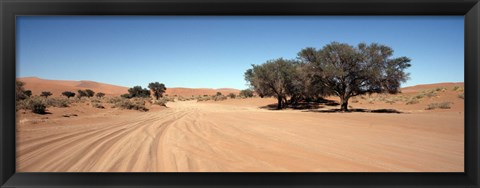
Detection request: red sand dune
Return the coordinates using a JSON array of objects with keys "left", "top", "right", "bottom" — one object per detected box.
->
[{"left": 18, "top": 77, "right": 240, "bottom": 97}]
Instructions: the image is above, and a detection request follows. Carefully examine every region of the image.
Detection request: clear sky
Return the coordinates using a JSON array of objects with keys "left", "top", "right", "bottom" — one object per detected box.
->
[{"left": 17, "top": 16, "right": 464, "bottom": 89}]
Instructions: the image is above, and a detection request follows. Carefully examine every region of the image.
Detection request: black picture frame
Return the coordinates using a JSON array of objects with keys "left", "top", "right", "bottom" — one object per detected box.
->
[{"left": 1, "top": 0, "right": 479, "bottom": 187}]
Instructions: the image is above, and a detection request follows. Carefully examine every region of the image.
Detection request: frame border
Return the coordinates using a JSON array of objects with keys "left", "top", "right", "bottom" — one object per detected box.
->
[{"left": 1, "top": 0, "right": 479, "bottom": 187}]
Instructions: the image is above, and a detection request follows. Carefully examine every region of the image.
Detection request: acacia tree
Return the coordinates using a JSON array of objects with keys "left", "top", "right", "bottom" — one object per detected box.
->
[
  {"left": 62, "top": 91, "right": 76, "bottom": 98},
  {"left": 298, "top": 42, "right": 411, "bottom": 111},
  {"left": 128, "top": 86, "right": 150, "bottom": 98},
  {"left": 77, "top": 90, "right": 87, "bottom": 98},
  {"left": 148, "top": 82, "right": 166, "bottom": 100},
  {"left": 85, "top": 89, "right": 95, "bottom": 98},
  {"left": 40, "top": 91, "right": 52, "bottom": 98},
  {"left": 245, "top": 58, "right": 300, "bottom": 109}
]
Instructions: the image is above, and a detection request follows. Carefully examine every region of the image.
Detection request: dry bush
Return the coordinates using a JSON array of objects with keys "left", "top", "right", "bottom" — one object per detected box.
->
[
  {"left": 426, "top": 102, "right": 451, "bottom": 110},
  {"left": 45, "top": 98, "right": 70, "bottom": 108},
  {"left": 92, "top": 102, "right": 105, "bottom": 109},
  {"left": 212, "top": 95, "right": 227, "bottom": 101},
  {"left": 458, "top": 93, "right": 464, "bottom": 99},
  {"left": 405, "top": 97, "right": 419, "bottom": 105},
  {"left": 453, "top": 86, "right": 464, "bottom": 92},
  {"left": 112, "top": 98, "right": 148, "bottom": 111},
  {"left": 152, "top": 98, "right": 169, "bottom": 106},
  {"left": 16, "top": 96, "right": 48, "bottom": 114}
]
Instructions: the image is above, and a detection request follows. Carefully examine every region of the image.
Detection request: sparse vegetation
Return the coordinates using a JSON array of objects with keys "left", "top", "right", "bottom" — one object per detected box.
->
[
  {"left": 62, "top": 91, "right": 76, "bottom": 99},
  {"left": 405, "top": 97, "right": 419, "bottom": 105},
  {"left": 128, "top": 86, "right": 150, "bottom": 98},
  {"left": 458, "top": 93, "right": 464, "bottom": 99},
  {"left": 16, "top": 81, "right": 28, "bottom": 101},
  {"left": 239, "top": 89, "right": 254, "bottom": 98},
  {"left": 85, "top": 89, "right": 95, "bottom": 98},
  {"left": 77, "top": 90, "right": 87, "bottom": 98},
  {"left": 426, "top": 102, "right": 451, "bottom": 110},
  {"left": 45, "top": 98, "right": 70, "bottom": 108},
  {"left": 148, "top": 82, "right": 166, "bottom": 100},
  {"left": 453, "top": 86, "right": 464, "bottom": 92},
  {"left": 40, "top": 91, "right": 52, "bottom": 98},
  {"left": 23, "top": 90, "right": 32, "bottom": 98},
  {"left": 228, "top": 93, "right": 236, "bottom": 99},
  {"left": 112, "top": 98, "right": 148, "bottom": 111},
  {"left": 95, "top": 92, "right": 105, "bottom": 98}
]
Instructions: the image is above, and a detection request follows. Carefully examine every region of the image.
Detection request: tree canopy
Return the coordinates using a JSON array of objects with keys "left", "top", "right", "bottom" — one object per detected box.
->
[
  {"left": 298, "top": 42, "right": 411, "bottom": 111},
  {"left": 148, "top": 82, "right": 166, "bottom": 100}
]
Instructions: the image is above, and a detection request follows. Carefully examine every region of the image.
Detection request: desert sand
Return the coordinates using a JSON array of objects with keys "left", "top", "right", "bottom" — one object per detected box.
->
[
  {"left": 18, "top": 77, "right": 239, "bottom": 97},
  {"left": 16, "top": 81, "right": 464, "bottom": 172}
]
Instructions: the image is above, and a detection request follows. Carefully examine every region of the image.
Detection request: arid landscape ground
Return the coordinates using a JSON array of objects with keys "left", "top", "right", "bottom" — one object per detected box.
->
[{"left": 16, "top": 77, "right": 464, "bottom": 172}]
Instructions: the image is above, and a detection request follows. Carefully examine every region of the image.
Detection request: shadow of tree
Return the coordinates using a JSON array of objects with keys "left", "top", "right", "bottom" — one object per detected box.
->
[{"left": 305, "top": 108, "right": 403, "bottom": 114}]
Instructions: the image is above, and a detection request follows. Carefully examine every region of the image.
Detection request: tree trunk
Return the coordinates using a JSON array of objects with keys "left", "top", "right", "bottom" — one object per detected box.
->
[
  {"left": 340, "top": 96, "right": 349, "bottom": 112},
  {"left": 277, "top": 97, "right": 282, "bottom": 109}
]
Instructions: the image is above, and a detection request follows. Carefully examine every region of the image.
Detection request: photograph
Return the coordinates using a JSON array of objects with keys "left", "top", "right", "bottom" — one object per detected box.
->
[{"left": 15, "top": 16, "right": 464, "bottom": 172}]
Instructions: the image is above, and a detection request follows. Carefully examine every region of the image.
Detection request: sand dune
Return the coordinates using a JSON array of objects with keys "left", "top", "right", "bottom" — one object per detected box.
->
[{"left": 18, "top": 77, "right": 239, "bottom": 97}]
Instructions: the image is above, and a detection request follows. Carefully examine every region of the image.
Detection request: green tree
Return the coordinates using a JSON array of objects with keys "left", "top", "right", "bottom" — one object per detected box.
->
[
  {"left": 298, "top": 42, "right": 411, "bottom": 111},
  {"left": 40, "top": 91, "right": 52, "bottom": 98},
  {"left": 128, "top": 86, "right": 150, "bottom": 98},
  {"left": 62, "top": 91, "right": 76, "bottom": 98},
  {"left": 77, "top": 90, "right": 87, "bottom": 98},
  {"left": 245, "top": 58, "right": 300, "bottom": 109},
  {"left": 85, "top": 89, "right": 95, "bottom": 98},
  {"left": 148, "top": 82, "right": 166, "bottom": 100}
]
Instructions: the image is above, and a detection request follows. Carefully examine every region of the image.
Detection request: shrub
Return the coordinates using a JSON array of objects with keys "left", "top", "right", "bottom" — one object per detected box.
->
[
  {"left": 62, "top": 91, "right": 76, "bottom": 98},
  {"left": 92, "top": 102, "right": 105, "bottom": 109},
  {"left": 113, "top": 98, "right": 148, "bottom": 111},
  {"left": 40, "top": 91, "right": 53, "bottom": 98},
  {"left": 212, "top": 95, "right": 227, "bottom": 101},
  {"left": 95, "top": 92, "right": 105, "bottom": 98},
  {"left": 120, "top": 93, "right": 132, "bottom": 98},
  {"left": 17, "top": 96, "right": 48, "bottom": 114},
  {"left": 16, "top": 81, "right": 27, "bottom": 101},
  {"left": 216, "top": 92, "right": 222, "bottom": 96},
  {"left": 152, "top": 98, "right": 168, "bottom": 106},
  {"left": 46, "top": 98, "right": 70, "bottom": 108},
  {"left": 453, "top": 86, "right": 464, "bottom": 92},
  {"left": 405, "top": 97, "right": 419, "bottom": 105},
  {"left": 458, "top": 93, "right": 464, "bottom": 99},
  {"left": 228, "top": 93, "right": 236, "bottom": 99},
  {"left": 239, "top": 89, "right": 254, "bottom": 98},
  {"left": 435, "top": 87, "right": 447, "bottom": 92},
  {"left": 385, "top": 98, "right": 395, "bottom": 104},
  {"left": 108, "top": 97, "right": 123, "bottom": 104},
  {"left": 426, "top": 102, "right": 451, "bottom": 110},
  {"left": 23, "top": 90, "right": 32, "bottom": 98}
]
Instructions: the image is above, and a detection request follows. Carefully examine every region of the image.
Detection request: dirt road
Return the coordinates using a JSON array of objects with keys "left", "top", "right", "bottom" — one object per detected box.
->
[{"left": 16, "top": 100, "right": 464, "bottom": 172}]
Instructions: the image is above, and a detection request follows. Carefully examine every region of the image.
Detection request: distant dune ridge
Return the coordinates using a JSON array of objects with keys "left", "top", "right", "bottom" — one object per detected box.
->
[{"left": 17, "top": 77, "right": 240, "bottom": 97}]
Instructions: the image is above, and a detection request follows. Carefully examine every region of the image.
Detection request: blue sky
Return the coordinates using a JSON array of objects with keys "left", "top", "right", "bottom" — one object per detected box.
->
[{"left": 17, "top": 16, "right": 464, "bottom": 89}]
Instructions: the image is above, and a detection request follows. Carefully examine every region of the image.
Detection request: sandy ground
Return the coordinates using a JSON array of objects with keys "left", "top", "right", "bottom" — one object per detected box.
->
[{"left": 16, "top": 96, "right": 464, "bottom": 172}]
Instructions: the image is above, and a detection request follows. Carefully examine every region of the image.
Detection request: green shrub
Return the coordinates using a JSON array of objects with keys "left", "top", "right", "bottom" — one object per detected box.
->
[
  {"left": 239, "top": 89, "right": 254, "bottom": 98},
  {"left": 426, "top": 102, "right": 451, "bottom": 110}
]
